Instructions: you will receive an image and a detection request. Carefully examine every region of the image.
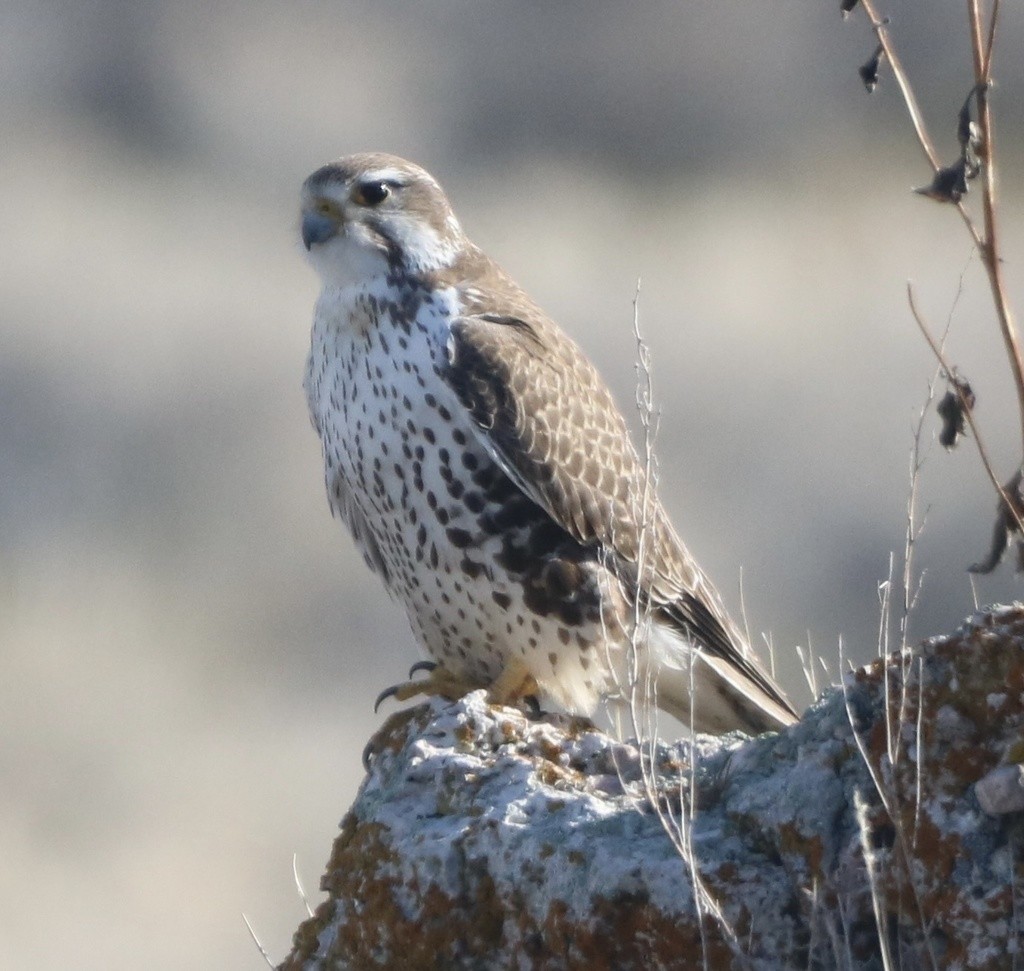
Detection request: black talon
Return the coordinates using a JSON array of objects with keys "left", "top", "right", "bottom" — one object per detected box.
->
[
  {"left": 408, "top": 659, "right": 437, "bottom": 678},
  {"left": 523, "top": 694, "right": 543, "bottom": 718},
  {"left": 374, "top": 684, "right": 399, "bottom": 714}
]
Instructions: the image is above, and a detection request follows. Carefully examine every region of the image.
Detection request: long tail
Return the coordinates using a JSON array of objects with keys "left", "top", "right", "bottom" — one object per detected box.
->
[{"left": 647, "top": 621, "right": 798, "bottom": 734}]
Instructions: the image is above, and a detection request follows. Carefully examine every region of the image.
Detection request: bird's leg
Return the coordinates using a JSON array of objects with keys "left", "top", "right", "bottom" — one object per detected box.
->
[
  {"left": 373, "top": 661, "right": 479, "bottom": 713},
  {"left": 487, "top": 658, "right": 539, "bottom": 707},
  {"left": 374, "top": 657, "right": 540, "bottom": 714}
]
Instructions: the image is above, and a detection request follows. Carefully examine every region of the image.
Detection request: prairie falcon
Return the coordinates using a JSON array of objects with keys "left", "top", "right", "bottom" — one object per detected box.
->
[{"left": 301, "top": 153, "right": 797, "bottom": 734}]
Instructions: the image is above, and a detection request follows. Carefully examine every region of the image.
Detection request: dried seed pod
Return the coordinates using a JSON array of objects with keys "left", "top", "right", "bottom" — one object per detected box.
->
[
  {"left": 937, "top": 375, "right": 975, "bottom": 450},
  {"left": 915, "top": 159, "right": 970, "bottom": 203},
  {"left": 970, "top": 469, "right": 1024, "bottom": 574},
  {"left": 859, "top": 44, "right": 885, "bottom": 93}
]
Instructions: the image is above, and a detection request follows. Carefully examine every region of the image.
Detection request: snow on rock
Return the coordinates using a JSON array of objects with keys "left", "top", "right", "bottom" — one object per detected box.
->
[{"left": 280, "top": 605, "right": 1024, "bottom": 970}]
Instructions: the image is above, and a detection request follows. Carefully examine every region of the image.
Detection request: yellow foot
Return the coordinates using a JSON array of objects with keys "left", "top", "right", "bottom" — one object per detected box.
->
[
  {"left": 373, "top": 661, "right": 480, "bottom": 713},
  {"left": 373, "top": 658, "right": 541, "bottom": 714},
  {"left": 487, "top": 658, "right": 539, "bottom": 707}
]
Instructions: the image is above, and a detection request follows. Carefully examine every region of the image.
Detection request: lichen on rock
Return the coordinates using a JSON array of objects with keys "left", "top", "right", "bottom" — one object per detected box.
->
[{"left": 281, "top": 605, "right": 1024, "bottom": 970}]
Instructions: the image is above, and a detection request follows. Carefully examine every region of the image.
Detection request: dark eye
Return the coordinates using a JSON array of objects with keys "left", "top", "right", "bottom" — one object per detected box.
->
[{"left": 353, "top": 181, "right": 391, "bottom": 206}]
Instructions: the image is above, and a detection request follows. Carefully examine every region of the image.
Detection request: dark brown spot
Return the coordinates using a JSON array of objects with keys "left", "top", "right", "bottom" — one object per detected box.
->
[
  {"left": 492, "top": 591, "right": 512, "bottom": 611},
  {"left": 446, "top": 527, "right": 473, "bottom": 548},
  {"left": 460, "top": 557, "right": 484, "bottom": 579},
  {"left": 496, "top": 537, "right": 531, "bottom": 574},
  {"left": 481, "top": 497, "right": 538, "bottom": 535},
  {"left": 530, "top": 520, "right": 567, "bottom": 552}
]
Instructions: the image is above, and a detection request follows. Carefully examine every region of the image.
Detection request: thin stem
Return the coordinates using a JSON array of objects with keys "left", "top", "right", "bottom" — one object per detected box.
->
[
  {"left": 966, "top": 0, "right": 1024, "bottom": 457},
  {"left": 968, "top": 0, "right": 986, "bottom": 75},
  {"left": 862, "top": 0, "right": 1023, "bottom": 533},
  {"left": 907, "top": 283, "right": 1024, "bottom": 533},
  {"left": 982, "top": 0, "right": 1001, "bottom": 77},
  {"left": 857, "top": 0, "right": 985, "bottom": 249},
  {"left": 858, "top": 0, "right": 940, "bottom": 170}
]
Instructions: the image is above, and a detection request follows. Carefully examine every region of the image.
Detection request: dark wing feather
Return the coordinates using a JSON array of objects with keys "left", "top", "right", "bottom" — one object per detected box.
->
[
  {"left": 444, "top": 311, "right": 657, "bottom": 564},
  {"left": 662, "top": 593, "right": 797, "bottom": 720},
  {"left": 442, "top": 308, "right": 796, "bottom": 722}
]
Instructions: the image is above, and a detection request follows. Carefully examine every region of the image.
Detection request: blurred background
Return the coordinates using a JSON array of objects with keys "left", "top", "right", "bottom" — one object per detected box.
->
[{"left": 3, "top": 1, "right": 1024, "bottom": 967}]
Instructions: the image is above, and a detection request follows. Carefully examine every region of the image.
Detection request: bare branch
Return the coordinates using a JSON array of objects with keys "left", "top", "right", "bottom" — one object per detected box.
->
[
  {"left": 242, "top": 913, "right": 276, "bottom": 969},
  {"left": 982, "top": 0, "right": 1001, "bottom": 77},
  {"left": 966, "top": 0, "right": 1024, "bottom": 456},
  {"left": 293, "top": 853, "right": 315, "bottom": 919},
  {"left": 857, "top": 0, "right": 940, "bottom": 170},
  {"left": 907, "top": 283, "right": 1024, "bottom": 538},
  {"left": 855, "top": 1, "right": 986, "bottom": 244}
]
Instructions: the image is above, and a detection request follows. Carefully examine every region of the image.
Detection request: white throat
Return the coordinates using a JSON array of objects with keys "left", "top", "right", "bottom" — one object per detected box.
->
[
  {"left": 304, "top": 215, "right": 464, "bottom": 290},
  {"left": 304, "top": 231, "right": 390, "bottom": 290}
]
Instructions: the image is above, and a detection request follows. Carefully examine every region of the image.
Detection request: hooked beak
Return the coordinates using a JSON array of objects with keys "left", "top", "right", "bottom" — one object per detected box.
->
[{"left": 302, "top": 210, "right": 339, "bottom": 250}]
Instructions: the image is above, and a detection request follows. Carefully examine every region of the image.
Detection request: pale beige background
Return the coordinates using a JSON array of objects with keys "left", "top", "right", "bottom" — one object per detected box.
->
[{"left": 3, "top": 2, "right": 1023, "bottom": 967}]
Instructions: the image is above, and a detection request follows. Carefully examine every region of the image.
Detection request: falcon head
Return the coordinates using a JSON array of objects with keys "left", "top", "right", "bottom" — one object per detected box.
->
[{"left": 301, "top": 153, "right": 465, "bottom": 287}]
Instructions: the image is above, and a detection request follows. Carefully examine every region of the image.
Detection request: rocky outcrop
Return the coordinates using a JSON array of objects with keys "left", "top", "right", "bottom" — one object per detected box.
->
[{"left": 280, "top": 605, "right": 1024, "bottom": 970}]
